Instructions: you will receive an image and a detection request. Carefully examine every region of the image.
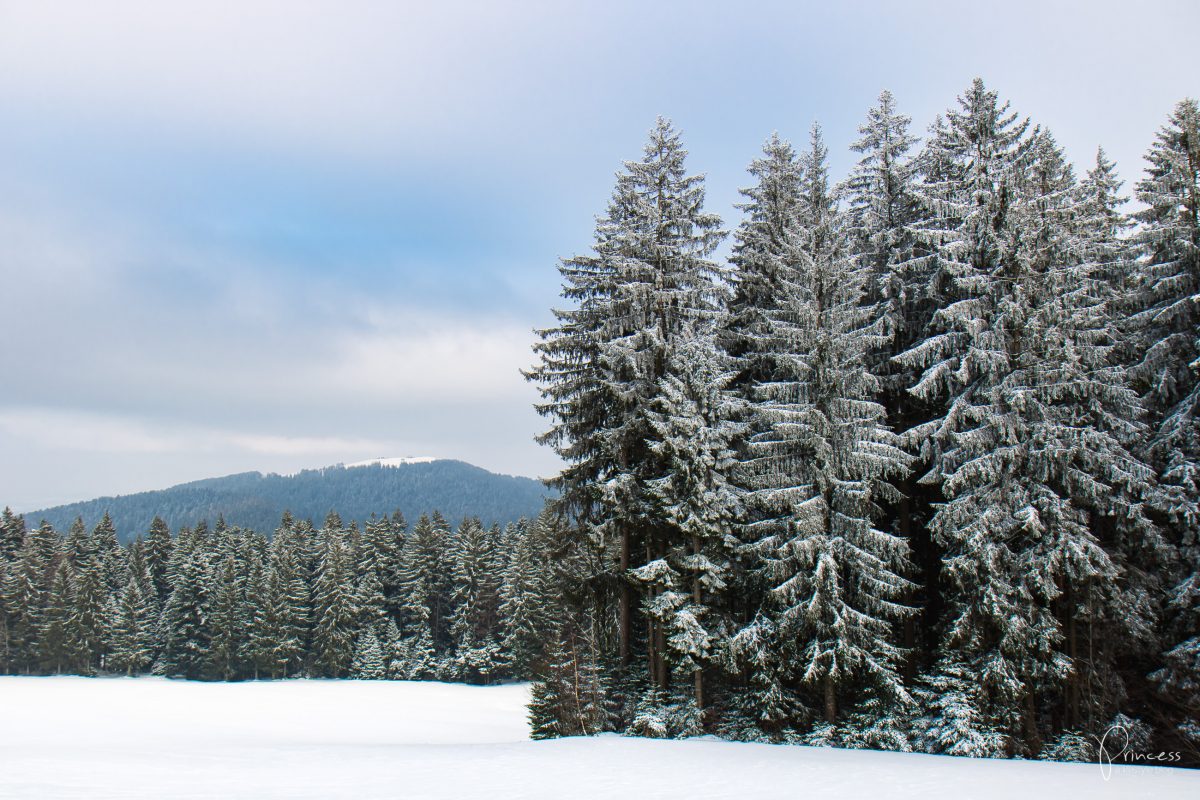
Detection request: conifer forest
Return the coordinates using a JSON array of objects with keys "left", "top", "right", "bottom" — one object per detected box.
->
[
  {"left": 2, "top": 78, "right": 1197, "bottom": 769},
  {"left": 526, "top": 80, "right": 1200, "bottom": 764}
]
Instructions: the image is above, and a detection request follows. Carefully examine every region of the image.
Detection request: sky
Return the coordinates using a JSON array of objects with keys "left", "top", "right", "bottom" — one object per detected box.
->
[{"left": 1, "top": 0, "right": 1197, "bottom": 511}]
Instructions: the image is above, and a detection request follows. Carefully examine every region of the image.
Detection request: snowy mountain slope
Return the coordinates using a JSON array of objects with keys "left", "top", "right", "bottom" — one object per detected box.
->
[{"left": 0, "top": 677, "right": 1194, "bottom": 800}]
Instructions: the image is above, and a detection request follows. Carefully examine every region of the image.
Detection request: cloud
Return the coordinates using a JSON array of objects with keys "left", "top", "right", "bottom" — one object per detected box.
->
[{"left": 0, "top": 197, "right": 556, "bottom": 510}]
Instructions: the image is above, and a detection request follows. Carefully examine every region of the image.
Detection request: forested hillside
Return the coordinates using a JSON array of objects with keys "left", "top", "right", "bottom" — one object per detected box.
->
[
  {"left": 525, "top": 81, "right": 1200, "bottom": 764},
  {"left": 25, "top": 460, "right": 551, "bottom": 540}
]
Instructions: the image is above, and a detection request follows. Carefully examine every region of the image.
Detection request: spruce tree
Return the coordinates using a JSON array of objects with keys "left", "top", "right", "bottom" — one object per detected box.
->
[
  {"left": 398, "top": 512, "right": 455, "bottom": 666},
  {"left": 1, "top": 523, "right": 59, "bottom": 672},
  {"left": 641, "top": 331, "right": 743, "bottom": 712},
  {"left": 499, "top": 514, "right": 558, "bottom": 678},
  {"left": 159, "top": 539, "right": 212, "bottom": 679},
  {"left": 736, "top": 124, "right": 914, "bottom": 728},
  {"left": 0, "top": 507, "right": 27, "bottom": 564},
  {"left": 351, "top": 629, "right": 386, "bottom": 679},
  {"left": 208, "top": 552, "right": 247, "bottom": 680},
  {"left": 311, "top": 531, "right": 358, "bottom": 677},
  {"left": 38, "top": 559, "right": 75, "bottom": 674},
  {"left": 1133, "top": 97, "right": 1200, "bottom": 758},
  {"left": 144, "top": 516, "right": 174, "bottom": 604},
  {"left": 528, "top": 118, "right": 725, "bottom": 680},
  {"left": 450, "top": 517, "right": 503, "bottom": 683},
  {"left": 106, "top": 575, "right": 155, "bottom": 676},
  {"left": 70, "top": 554, "right": 109, "bottom": 673}
]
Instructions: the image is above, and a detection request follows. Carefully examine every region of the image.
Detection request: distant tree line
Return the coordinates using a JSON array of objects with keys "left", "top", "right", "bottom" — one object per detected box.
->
[
  {"left": 526, "top": 80, "right": 1199, "bottom": 765},
  {"left": 28, "top": 461, "right": 551, "bottom": 543},
  {"left": 0, "top": 506, "right": 566, "bottom": 685}
]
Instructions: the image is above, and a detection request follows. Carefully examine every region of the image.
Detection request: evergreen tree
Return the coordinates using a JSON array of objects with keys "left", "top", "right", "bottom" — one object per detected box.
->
[
  {"left": 351, "top": 629, "right": 386, "bottom": 679},
  {"left": 38, "top": 559, "right": 75, "bottom": 674},
  {"left": 528, "top": 619, "right": 608, "bottom": 738},
  {"left": 159, "top": 539, "right": 212, "bottom": 679},
  {"left": 897, "top": 82, "right": 1157, "bottom": 753},
  {"left": 528, "top": 117, "right": 726, "bottom": 678},
  {"left": 106, "top": 575, "right": 156, "bottom": 676},
  {"left": 91, "top": 512, "right": 127, "bottom": 593},
  {"left": 736, "top": 124, "right": 914, "bottom": 727},
  {"left": 0, "top": 507, "right": 27, "bottom": 564},
  {"left": 0, "top": 523, "right": 59, "bottom": 672},
  {"left": 641, "top": 331, "right": 743, "bottom": 712},
  {"left": 70, "top": 554, "right": 109, "bottom": 673},
  {"left": 397, "top": 512, "right": 455, "bottom": 663},
  {"left": 1133, "top": 97, "right": 1200, "bottom": 759},
  {"left": 311, "top": 531, "right": 358, "bottom": 677},
  {"left": 842, "top": 89, "right": 924, "bottom": 395},
  {"left": 449, "top": 517, "right": 503, "bottom": 683},
  {"left": 499, "top": 514, "right": 558, "bottom": 678},
  {"left": 144, "top": 516, "right": 174, "bottom": 603},
  {"left": 208, "top": 553, "right": 247, "bottom": 680}
]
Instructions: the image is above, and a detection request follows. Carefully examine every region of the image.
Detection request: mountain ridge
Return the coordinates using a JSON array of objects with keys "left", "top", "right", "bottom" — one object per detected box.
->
[{"left": 22, "top": 459, "right": 553, "bottom": 541}]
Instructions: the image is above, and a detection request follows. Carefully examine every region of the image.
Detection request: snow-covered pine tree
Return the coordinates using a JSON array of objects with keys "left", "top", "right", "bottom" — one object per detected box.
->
[
  {"left": 91, "top": 512, "right": 127, "bottom": 593},
  {"left": 0, "top": 507, "right": 27, "bottom": 564},
  {"left": 208, "top": 552, "right": 247, "bottom": 680},
  {"left": 361, "top": 512, "right": 404, "bottom": 622},
  {"left": 1076, "top": 148, "right": 1135, "bottom": 319},
  {"left": 244, "top": 526, "right": 307, "bottom": 680},
  {"left": 721, "top": 136, "right": 807, "bottom": 721},
  {"left": 64, "top": 517, "right": 89, "bottom": 567},
  {"left": 528, "top": 118, "right": 725, "bottom": 682},
  {"left": 841, "top": 89, "right": 923, "bottom": 397},
  {"left": 449, "top": 517, "right": 503, "bottom": 683},
  {"left": 144, "top": 516, "right": 174, "bottom": 604},
  {"left": 38, "top": 558, "right": 75, "bottom": 675},
  {"left": 311, "top": 529, "right": 358, "bottom": 677},
  {"left": 0, "top": 524, "right": 58, "bottom": 672},
  {"left": 106, "top": 574, "right": 156, "bottom": 676},
  {"left": 641, "top": 330, "right": 743, "bottom": 713},
  {"left": 499, "top": 513, "right": 559, "bottom": 678},
  {"left": 896, "top": 81, "right": 1160, "bottom": 754},
  {"left": 69, "top": 553, "right": 109, "bottom": 673},
  {"left": 1132, "top": 97, "right": 1200, "bottom": 759},
  {"left": 351, "top": 628, "right": 386, "bottom": 679},
  {"left": 397, "top": 512, "right": 455, "bottom": 670},
  {"left": 839, "top": 92, "right": 940, "bottom": 674},
  {"left": 356, "top": 568, "right": 388, "bottom": 636},
  {"left": 159, "top": 533, "right": 212, "bottom": 679},
  {"left": 915, "top": 661, "right": 1006, "bottom": 757},
  {"left": 735, "top": 123, "right": 914, "bottom": 730},
  {"left": 528, "top": 616, "right": 608, "bottom": 738}
]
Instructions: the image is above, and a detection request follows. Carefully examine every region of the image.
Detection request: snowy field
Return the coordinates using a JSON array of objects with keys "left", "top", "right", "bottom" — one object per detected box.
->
[{"left": 1, "top": 677, "right": 1196, "bottom": 799}]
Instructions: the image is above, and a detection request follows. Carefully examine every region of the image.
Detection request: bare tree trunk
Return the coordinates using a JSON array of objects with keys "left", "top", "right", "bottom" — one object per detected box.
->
[
  {"left": 824, "top": 674, "right": 837, "bottom": 724},
  {"left": 1066, "top": 583, "right": 1079, "bottom": 730},
  {"left": 1023, "top": 691, "right": 1042, "bottom": 754},
  {"left": 692, "top": 534, "right": 704, "bottom": 711},
  {"left": 619, "top": 527, "right": 630, "bottom": 667}
]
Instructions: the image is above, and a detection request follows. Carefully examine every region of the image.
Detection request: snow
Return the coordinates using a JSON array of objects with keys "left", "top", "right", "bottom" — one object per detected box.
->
[
  {"left": 1, "top": 677, "right": 1195, "bottom": 800},
  {"left": 344, "top": 457, "right": 442, "bottom": 468}
]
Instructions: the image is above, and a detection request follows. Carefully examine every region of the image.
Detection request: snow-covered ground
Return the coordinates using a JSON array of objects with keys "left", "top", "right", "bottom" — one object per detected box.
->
[{"left": 0, "top": 677, "right": 1195, "bottom": 799}]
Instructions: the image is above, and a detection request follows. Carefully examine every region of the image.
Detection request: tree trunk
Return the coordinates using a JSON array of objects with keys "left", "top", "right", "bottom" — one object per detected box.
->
[
  {"left": 824, "top": 674, "right": 837, "bottom": 724},
  {"left": 619, "top": 527, "right": 630, "bottom": 667},
  {"left": 692, "top": 534, "right": 703, "bottom": 711},
  {"left": 1023, "top": 691, "right": 1042, "bottom": 754},
  {"left": 897, "top": 482, "right": 915, "bottom": 681},
  {"left": 1066, "top": 583, "right": 1079, "bottom": 730}
]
